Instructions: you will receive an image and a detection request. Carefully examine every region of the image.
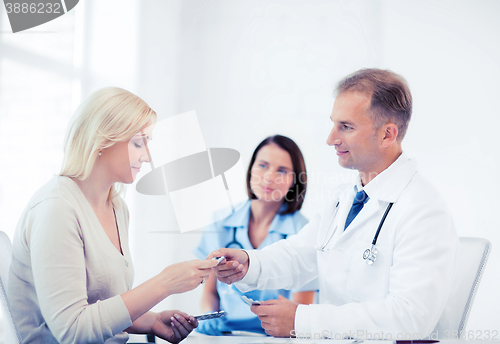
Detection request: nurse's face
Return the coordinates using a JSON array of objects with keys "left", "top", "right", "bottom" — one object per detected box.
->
[
  {"left": 250, "top": 143, "right": 295, "bottom": 203},
  {"left": 326, "top": 92, "right": 385, "bottom": 177},
  {"left": 101, "top": 123, "right": 152, "bottom": 184}
]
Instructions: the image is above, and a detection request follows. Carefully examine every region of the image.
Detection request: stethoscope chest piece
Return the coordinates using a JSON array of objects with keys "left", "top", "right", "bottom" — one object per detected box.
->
[
  {"left": 363, "top": 244, "right": 378, "bottom": 265},
  {"left": 361, "top": 202, "right": 394, "bottom": 266}
]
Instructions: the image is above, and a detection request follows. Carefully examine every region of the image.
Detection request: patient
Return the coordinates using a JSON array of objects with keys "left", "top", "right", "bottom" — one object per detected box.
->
[
  {"left": 8, "top": 87, "right": 217, "bottom": 344},
  {"left": 194, "top": 135, "right": 316, "bottom": 335}
]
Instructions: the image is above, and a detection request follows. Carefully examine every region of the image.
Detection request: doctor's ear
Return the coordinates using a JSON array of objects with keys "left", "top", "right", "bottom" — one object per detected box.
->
[{"left": 381, "top": 123, "right": 398, "bottom": 147}]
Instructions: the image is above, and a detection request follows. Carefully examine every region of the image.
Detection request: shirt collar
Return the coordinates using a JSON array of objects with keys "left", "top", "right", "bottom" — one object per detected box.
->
[
  {"left": 358, "top": 153, "right": 417, "bottom": 203},
  {"left": 220, "top": 199, "right": 296, "bottom": 236}
]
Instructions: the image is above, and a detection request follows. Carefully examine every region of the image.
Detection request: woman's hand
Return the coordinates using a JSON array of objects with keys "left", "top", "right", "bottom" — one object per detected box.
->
[
  {"left": 122, "top": 259, "right": 218, "bottom": 325},
  {"left": 151, "top": 310, "right": 198, "bottom": 343},
  {"left": 162, "top": 259, "right": 218, "bottom": 295}
]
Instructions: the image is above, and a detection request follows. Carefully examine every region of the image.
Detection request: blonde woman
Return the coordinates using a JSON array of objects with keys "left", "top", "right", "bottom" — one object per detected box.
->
[{"left": 8, "top": 87, "right": 217, "bottom": 344}]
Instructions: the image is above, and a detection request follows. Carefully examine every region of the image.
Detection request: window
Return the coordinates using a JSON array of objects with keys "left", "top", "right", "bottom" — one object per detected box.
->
[{"left": 0, "top": 7, "right": 82, "bottom": 239}]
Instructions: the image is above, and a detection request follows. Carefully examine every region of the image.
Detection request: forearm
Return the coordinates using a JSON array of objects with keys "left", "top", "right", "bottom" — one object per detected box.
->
[
  {"left": 236, "top": 235, "right": 318, "bottom": 293},
  {"left": 242, "top": 215, "right": 321, "bottom": 292},
  {"left": 126, "top": 311, "right": 157, "bottom": 334},
  {"left": 121, "top": 274, "right": 172, "bottom": 323},
  {"left": 293, "top": 291, "right": 315, "bottom": 305},
  {"left": 122, "top": 259, "right": 216, "bottom": 323},
  {"left": 295, "top": 295, "right": 440, "bottom": 338},
  {"left": 200, "top": 274, "right": 219, "bottom": 313},
  {"left": 200, "top": 295, "right": 219, "bottom": 313}
]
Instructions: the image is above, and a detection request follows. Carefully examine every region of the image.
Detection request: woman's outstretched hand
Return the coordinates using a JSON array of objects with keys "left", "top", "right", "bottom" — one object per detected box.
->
[
  {"left": 152, "top": 310, "right": 198, "bottom": 343},
  {"left": 162, "top": 259, "right": 218, "bottom": 295},
  {"left": 122, "top": 259, "right": 218, "bottom": 326}
]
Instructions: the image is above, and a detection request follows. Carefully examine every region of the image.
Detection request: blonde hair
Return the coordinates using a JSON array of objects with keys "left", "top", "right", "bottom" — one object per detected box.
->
[{"left": 60, "top": 87, "right": 156, "bottom": 201}]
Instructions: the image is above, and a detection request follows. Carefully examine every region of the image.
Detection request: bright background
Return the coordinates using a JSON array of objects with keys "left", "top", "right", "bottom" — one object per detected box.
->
[{"left": 1, "top": 0, "right": 499, "bottom": 338}]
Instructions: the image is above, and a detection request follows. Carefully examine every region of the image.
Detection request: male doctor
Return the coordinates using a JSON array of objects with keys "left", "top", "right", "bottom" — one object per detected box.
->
[{"left": 209, "top": 68, "right": 458, "bottom": 338}]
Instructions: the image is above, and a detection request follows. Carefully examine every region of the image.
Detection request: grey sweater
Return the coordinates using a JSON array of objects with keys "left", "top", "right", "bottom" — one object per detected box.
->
[{"left": 8, "top": 176, "right": 134, "bottom": 344}]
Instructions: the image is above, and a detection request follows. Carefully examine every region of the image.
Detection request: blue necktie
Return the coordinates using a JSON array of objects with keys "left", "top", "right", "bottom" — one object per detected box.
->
[{"left": 344, "top": 190, "right": 368, "bottom": 230}]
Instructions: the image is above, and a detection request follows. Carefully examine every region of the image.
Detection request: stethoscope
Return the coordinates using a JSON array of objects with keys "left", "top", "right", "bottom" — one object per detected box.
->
[
  {"left": 317, "top": 200, "right": 394, "bottom": 266},
  {"left": 225, "top": 227, "right": 245, "bottom": 249},
  {"left": 225, "top": 227, "right": 287, "bottom": 249},
  {"left": 362, "top": 202, "right": 393, "bottom": 265}
]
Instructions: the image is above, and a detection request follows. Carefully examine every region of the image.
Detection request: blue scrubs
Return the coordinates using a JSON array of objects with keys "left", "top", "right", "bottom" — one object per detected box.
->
[{"left": 193, "top": 200, "right": 314, "bottom": 335}]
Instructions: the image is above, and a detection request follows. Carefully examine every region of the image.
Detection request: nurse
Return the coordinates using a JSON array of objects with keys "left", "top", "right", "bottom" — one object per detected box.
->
[{"left": 193, "top": 135, "right": 316, "bottom": 335}]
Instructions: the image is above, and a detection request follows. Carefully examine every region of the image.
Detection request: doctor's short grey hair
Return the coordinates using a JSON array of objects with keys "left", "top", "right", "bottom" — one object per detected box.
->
[{"left": 335, "top": 68, "right": 412, "bottom": 141}]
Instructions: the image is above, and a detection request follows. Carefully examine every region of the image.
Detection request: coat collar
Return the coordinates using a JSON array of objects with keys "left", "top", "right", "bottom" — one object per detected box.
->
[
  {"left": 358, "top": 153, "right": 417, "bottom": 203},
  {"left": 220, "top": 199, "right": 297, "bottom": 236}
]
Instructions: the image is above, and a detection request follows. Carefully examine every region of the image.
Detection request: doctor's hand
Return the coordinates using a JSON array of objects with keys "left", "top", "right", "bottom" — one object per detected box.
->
[
  {"left": 251, "top": 295, "right": 298, "bottom": 338},
  {"left": 207, "top": 248, "right": 249, "bottom": 285},
  {"left": 152, "top": 310, "right": 198, "bottom": 344}
]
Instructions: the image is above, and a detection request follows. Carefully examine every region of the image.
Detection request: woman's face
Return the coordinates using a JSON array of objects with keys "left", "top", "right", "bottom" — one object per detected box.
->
[
  {"left": 101, "top": 123, "right": 152, "bottom": 184},
  {"left": 250, "top": 143, "right": 295, "bottom": 203}
]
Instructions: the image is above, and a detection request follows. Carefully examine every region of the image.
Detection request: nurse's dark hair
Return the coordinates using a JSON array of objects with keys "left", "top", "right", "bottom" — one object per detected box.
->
[
  {"left": 246, "top": 135, "right": 307, "bottom": 215},
  {"left": 335, "top": 68, "right": 412, "bottom": 141}
]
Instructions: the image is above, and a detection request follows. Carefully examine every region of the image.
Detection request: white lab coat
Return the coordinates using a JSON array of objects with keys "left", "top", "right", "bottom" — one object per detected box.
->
[{"left": 236, "top": 154, "right": 458, "bottom": 339}]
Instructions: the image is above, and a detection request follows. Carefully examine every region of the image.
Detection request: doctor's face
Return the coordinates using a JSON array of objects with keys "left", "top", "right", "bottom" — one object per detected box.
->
[
  {"left": 250, "top": 143, "right": 295, "bottom": 203},
  {"left": 326, "top": 92, "right": 384, "bottom": 176}
]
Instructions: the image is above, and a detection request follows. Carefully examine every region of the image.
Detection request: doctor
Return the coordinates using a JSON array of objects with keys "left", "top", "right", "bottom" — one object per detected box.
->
[{"left": 208, "top": 68, "right": 458, "bottom": 338}]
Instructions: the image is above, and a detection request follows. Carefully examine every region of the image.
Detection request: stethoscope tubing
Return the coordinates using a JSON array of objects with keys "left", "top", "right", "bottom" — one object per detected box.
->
[
  {"left": 318, "top": 201, "right": 340, "bottom": 250},
  {"left": 371, "top": 202, "right": 394, "bottom": 246},
  {"left": 225, "top": 226, "right": 288, "bottom": 250},
  {"left": 318, "top": 199, "right": 394, "bottom": 266},
  {"left": 225, "top": 227, "right": 244, "bottom": 249}
]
